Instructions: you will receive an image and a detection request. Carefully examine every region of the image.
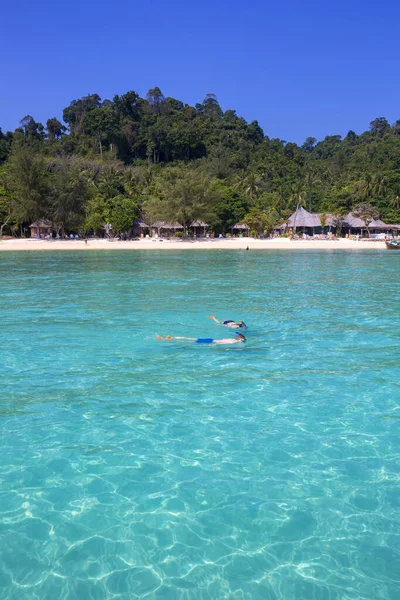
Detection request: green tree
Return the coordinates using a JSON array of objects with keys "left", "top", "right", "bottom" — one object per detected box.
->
[
  {"left": 210, "top": 183, "right": 248, "bottom": 234},
  {"left": 352, "top": 202, "right": 379, "bottom": 236},
  {"left": 301, "top": 137, "right": 317, "bottom": 153},
  {"left": 46, "top": 118, "right": 67, "bottom": 141},
  {"left": 50, "top": 160, "right": 93, "bottom": 234},
  {"left": 370, "top": 117, "right": 389, "bottom": 134},
  {"left": 0, "top": 184, "right": 13, "bottom": 236},
  {"left": 145, "top": 167, "right": 219, "bottom": 236},
  {"left": 243, "top": 207, "right": 278, "bottom": 237},
  {"left": 104, "top": 195, "right": 139, "bottom": 236},
  {"left": 82, "top": 107, "right": 120, "bottom": 155},
  {"left": 146, "top": 87, "right": 166, "bottom": 115},
  {"left": 3, "top": 142, "right": 49, "bottom": 225},
  {"left": 63, "top": 94, "right": 101, "bottom": 134},
  {"left": 20, "top": 115, "right": 44, "bottom": 140}
]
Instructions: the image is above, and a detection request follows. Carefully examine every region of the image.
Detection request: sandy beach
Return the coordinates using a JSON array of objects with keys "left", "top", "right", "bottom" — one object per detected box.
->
[{"left": 0, "top": 237, "right": 387, "bottom": 251}]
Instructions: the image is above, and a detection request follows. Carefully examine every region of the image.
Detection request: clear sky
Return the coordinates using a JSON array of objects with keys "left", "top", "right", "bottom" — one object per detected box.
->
[{"left": 1, "top": 0, "right": 399, "bottom": 144}]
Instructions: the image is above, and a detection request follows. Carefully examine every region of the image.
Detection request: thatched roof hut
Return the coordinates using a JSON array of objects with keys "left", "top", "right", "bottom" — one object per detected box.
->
[
  {"left": 152, "top": 221, "right": 183, "bottom": 229},
  {"left": 342, "top": 213, "right": 365, "bottom": 229},
  {"left": 231, "top": 223, "right": 250, "bottom": 231},
  {"left": 191, "top": 220, "right": 209, "bottom": 236},
  {"left": 343, "top": 214, "right": 400, "bottom": 231},
  {"left": 134, "top": 219, "right": 149, "bottom": 228},
  {"left": 288, "top": 207, "right": 321, "bottom": 228},
  {"left": 277, "top": 209, "right": 400, "bottom": 234},
  {"left": 151, "top": 221, "right": 183, "bottom": 236},
  {"left": 191, "top": 220, "right": 209, "bottom": 227},
  {"left": 30, "top": 219, "right": 53, "bottom": 238}
]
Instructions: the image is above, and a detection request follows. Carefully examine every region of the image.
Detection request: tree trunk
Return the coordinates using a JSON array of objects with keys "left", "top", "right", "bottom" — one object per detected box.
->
[
  {"left": 99, "top": 136, "right": 103, "bottom": 156},
  {"left": 0, "top": 216, "right": 11, "bottom": 237}
]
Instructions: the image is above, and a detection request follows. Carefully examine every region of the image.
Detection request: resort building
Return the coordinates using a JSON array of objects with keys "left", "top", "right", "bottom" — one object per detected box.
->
[
  {"left": 279, "top": 207, "right": 400, "bottom": 237},
  {"left": 151, "top": 221, "right": 183, "bottom": 237},
  {"left": 191, "top": 220, "right": 209, "bottom": 237},
  {"left": 30, "top": 219, "right": 53, "bottom": 239},
  {"left": 131, "top": 219, "right": 150, "bottom": 237},
  {"left": 231, "top": 223, "right": 250, "bottom": 236}
]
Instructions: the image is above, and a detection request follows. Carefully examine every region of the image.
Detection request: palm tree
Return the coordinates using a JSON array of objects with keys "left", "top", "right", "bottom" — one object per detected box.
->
[
  {"left": 289, "top": 181, "right": 305, "bottom": 210},
  {"left": 374, "top": 173, "right": 387, "bottom": 197},
  {"left": 304, "top": 169, "right": 321, "bottom": 212},
  {"left": 234, "top": 170, "right": 261, "bottom": 202},
  {"left": 389, "top": 193, "right": 400, "bottom": 211},
  {"left": 360, "top": 173, "right": 373, "bottom": 200}
]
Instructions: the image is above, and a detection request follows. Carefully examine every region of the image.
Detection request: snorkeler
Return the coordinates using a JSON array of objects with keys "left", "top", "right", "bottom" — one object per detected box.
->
[
  {"left": 207, "top": 316, "right": 247, "bottom": 329},
  {"left": 157, "top": 333, "right": 246, "bottom": 345}
]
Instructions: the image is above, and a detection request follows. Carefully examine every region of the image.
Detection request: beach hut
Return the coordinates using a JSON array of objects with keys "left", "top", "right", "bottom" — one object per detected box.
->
[
  {"left": 342, "top": 213, "right": 367, "bottom": 235},
  {"left": 231, "top": 223, "right": 250, "bottom": 236},
  {"left": 289, "top": 207, "right": 321, "bottom": 233},
  {"left": 151, "top": 221, "right": 183, "bottom": 237},
  {"left": 131, "top": 219, "right": 150, "bottom": 237},
  {"left": 191, "top": 220, "right": 209, "bottom": 237},
  {"left": 30, "top": 219, "right": 53, "bottom": 239},
  {"left": 341, "top": 214, "right": 398, "bottom": 236},
  {"left": 279, "top": 207, "right": 321, "bottom": 235}
]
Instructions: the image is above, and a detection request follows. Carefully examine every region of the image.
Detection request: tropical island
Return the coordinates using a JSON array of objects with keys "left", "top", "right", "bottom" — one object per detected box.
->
[{"left": 1, "top": 87, "right": 400, "bottom": 244}]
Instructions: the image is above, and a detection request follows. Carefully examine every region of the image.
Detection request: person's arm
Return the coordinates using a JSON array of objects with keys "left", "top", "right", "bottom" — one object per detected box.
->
[
  {"left": 207, "top": 315, "right": 221, "bottom": 325},
  {"left": 156, "top": 335, "right": 197, "bottom": 341}
]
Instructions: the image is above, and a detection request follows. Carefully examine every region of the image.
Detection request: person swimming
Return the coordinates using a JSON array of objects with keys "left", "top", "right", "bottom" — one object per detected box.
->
[
  {"left": 207, "top": 316, "right": 247, "bottom": 329},
  {"left": 157, "top": 333, "right": 246, "bottom": 345}
]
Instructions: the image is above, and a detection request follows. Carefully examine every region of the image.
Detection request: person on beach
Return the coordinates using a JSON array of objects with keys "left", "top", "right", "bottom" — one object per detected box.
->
[
  {"left": 157, "top": 333, "right": 246, "bottom": 345},
  {"left": 207, "top": 316, "right": 247, "bottom": 329}
]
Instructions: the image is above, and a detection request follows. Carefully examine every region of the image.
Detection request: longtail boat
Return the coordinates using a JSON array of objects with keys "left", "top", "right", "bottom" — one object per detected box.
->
[{"left": 385, "top": 240, "right": 400, "bottom": 249}]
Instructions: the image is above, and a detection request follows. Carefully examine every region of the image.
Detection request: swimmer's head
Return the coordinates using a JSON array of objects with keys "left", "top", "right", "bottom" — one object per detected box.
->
[
  {"left": 235, "top": 333, "right": 246, "bottom": 342},
  {"left": 238, "top": 320, "right": 247, "bottom": 328}
]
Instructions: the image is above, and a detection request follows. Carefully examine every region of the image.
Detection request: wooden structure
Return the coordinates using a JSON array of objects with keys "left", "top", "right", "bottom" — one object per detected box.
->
[
  {"left": 131, "top": 219, "right": 150, "bottom": 237},
  {"left": 231, "top": 223, "right": 250, "bottom": 235},
  {"left": 30, "top": 219, "right": 53, "bottom": 239},
  {"left": 151, "top": 221, "right": 183, "bottom": 237},
  {"left": 191, "top": 220, "right": 209, "bottom": 237},
  {"left": 278, "top": 208, "right": 400, "bottom": 236}
]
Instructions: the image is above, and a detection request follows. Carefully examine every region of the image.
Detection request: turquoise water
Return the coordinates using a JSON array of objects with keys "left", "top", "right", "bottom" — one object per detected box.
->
[{"left": 0, "top": 249, "right": 399, "bottom": 599}]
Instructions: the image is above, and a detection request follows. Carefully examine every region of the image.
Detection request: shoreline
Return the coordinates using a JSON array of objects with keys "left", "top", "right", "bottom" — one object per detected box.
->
[{"left": 0, "top": 237, "right": 388, "bottom": 251}]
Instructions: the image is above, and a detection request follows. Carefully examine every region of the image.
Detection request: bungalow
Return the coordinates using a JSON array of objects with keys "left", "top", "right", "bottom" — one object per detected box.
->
[
  {"left": 131, "top": 219, "right": 150, "bottom": 237},
  {"left": 191, "top": 220, "right": 209, "bottom": 237},
  {"left": 278, "top": 208, "right": 400, "bottom": 237},
  {"left": 151, "top": 221, "right": 183, "bottom": 237},
  {"left": 30, "top": 219, "right": 53, "bottom": 239},
  {"left": 231, "top": 223, "right": 250, "bottom": 236}
]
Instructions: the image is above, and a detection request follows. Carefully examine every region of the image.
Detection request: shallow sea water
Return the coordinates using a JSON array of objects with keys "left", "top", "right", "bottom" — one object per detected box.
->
[{"left": 0, "top": 249, "right": 399, "bottom": 599}]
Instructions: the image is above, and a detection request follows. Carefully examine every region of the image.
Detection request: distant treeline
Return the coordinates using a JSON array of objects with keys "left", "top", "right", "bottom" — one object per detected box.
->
[{"left": 1, "top": 87, "right": 400, "bottom": 236}]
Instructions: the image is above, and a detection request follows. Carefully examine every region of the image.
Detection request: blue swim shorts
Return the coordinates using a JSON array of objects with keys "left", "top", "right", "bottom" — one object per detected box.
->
[{"left": 196, "top": 338, "right": 214, "bottom": 344}]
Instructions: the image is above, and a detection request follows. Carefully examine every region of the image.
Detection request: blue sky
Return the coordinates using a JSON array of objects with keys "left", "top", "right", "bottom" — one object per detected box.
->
[{"left": 1, "top": 0, "right": 399, "bottom": 144}]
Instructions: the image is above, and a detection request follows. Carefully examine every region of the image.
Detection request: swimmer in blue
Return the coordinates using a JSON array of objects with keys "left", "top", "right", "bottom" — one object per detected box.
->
[
  {"left": 207, "top": 316, "right": 247, "bottom": 329},
  {"left": 157, "top": 333, "right": 246, "bottom": 345}
]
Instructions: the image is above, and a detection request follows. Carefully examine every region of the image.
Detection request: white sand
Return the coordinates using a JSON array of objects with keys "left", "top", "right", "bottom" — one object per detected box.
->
[{"left": 0, "top": 237, "right": 387, "bottom": 251}]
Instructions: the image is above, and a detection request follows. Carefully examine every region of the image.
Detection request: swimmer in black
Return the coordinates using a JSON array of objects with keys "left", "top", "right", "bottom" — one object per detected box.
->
[
  {"left": 157, "top": 333, "right": 246, "bottom": 345},
  {"left": 207, "top": 316, "right": 247, "bottom": 329}
]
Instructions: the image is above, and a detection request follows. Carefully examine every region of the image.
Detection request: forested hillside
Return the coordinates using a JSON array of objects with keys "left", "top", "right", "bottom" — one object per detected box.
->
[{"left": 1, "top": 87, "right": 400, "bottom": 236}]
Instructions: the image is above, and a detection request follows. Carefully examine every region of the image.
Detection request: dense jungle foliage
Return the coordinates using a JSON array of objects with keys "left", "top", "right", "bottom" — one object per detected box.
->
[{"left": 1, "top": 87, "right": 400, "bottom": 236}]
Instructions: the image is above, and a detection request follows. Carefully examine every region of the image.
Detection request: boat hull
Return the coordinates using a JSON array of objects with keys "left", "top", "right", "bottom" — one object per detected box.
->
[{"left": 385, "top": 241, "right": 400, "bottom": 249}]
